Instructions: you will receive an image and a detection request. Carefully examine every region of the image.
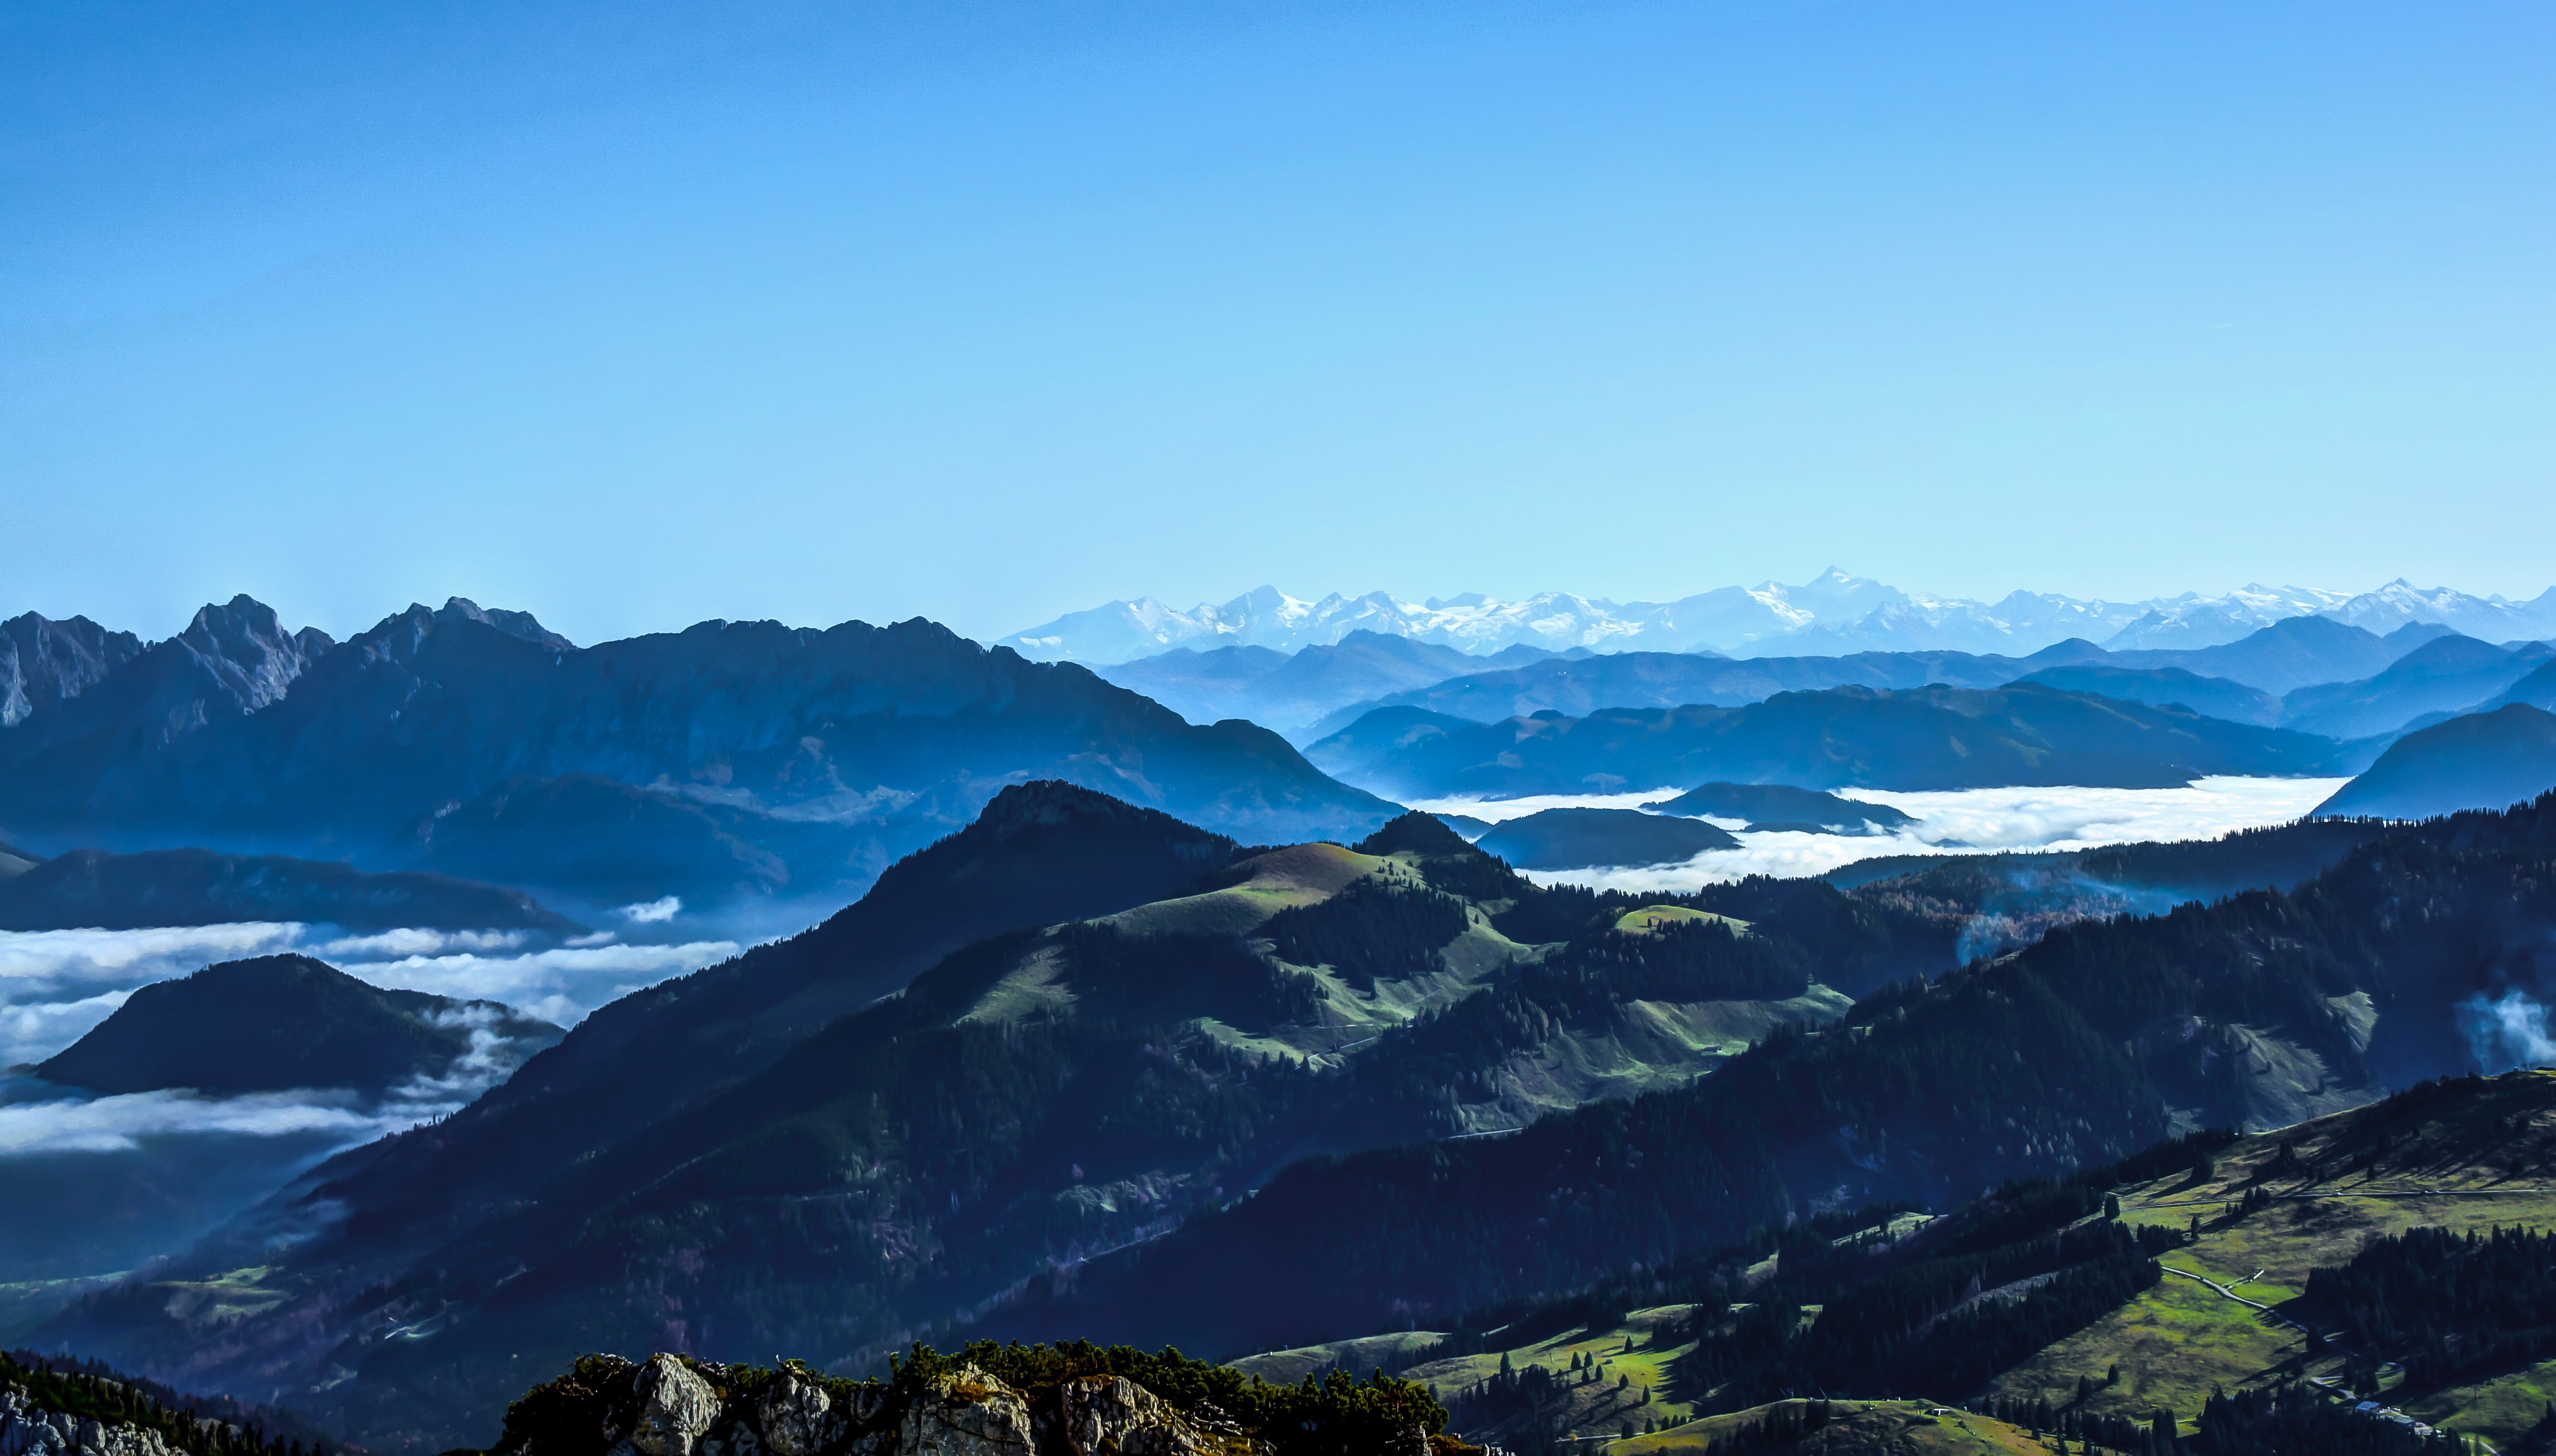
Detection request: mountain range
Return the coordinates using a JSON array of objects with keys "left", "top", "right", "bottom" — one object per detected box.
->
[
  {"left": 43, "top": 783, "right": 2556, "bottom": 1451},
  {"left": 1304, "top": 682, "right": 2363, "bottom": 803},
  {"left": 1124, "top": 617, "right": 2505, "bottom": 746},
  {"left": 1006, "top": 574, "right": 2556, "bottom": 664},
  {"left": 0, "top": 843, "right": 577, "bottom": 932},
  {"left": 30, "top": 787, "right": 1943, "bottom": 1448},
  {"left": 0, "top": 596, "right": 1395, "bottom": 912}
]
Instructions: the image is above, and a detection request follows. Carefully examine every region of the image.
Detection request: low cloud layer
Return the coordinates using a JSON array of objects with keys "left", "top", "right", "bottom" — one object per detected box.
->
[
  {"left": 0, "top": 925, "right": 741, "bottom": 1163},
  {"left": 0, "top": 1082, "right": 403, "bottom": 1156},
  {"left": 0, "top": 922, "right": 740, "bottom": 1069},
  {"left": 1404, "top": 776, "right": 2353, "bottom": 894}
]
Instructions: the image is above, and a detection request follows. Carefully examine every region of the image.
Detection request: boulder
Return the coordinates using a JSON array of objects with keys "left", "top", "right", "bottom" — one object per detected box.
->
[
  {"left": 626, "top": 1355, "right": 720, "bottom": 1456},
  {"left": 1046, "top": 1377, "right": 1211, "bottom": 1455},
  {"left": 882, "top": 1367, "right": 1034, "bottom": 1455},
  {"left": 755, "top": 1370, "right": 840, "bottom": 1456}
]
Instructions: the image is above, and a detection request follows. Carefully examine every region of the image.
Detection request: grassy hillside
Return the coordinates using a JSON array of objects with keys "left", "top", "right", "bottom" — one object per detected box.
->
[{"left": 1992, "top": 1070, "right": 2556, "bottom": 1449}]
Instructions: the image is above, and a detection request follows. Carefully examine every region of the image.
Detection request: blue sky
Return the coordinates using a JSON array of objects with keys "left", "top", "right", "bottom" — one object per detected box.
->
[{"left": 5, "top": 1, "right": 2552, "bottom": 646}]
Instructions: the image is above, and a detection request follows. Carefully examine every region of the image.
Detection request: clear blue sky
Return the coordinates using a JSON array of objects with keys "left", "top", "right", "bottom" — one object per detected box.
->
[{"left": 5, "top": 1, "right": 2552, "bottom": 646}]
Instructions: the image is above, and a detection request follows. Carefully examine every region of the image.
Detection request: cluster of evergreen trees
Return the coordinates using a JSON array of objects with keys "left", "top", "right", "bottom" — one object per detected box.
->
[
  {"left": 1676, "top": 1179, "right": 2182, "bottom": 1406},
  {"left": 1982, "top": 1391, "right": 2168, "bottom": 1454},
  {"left": 1, "top": 1350, "right": 330, "bottom": 1456},
  {"left": 2306, "top": 1225, "right": 2556, "bottom": 1392},
  {"left": 1264, "top": 871, "right": 1471, "bottom": 991},
  {"left": 1693, "top": 1399, "right": 1835, "bottom": 1456},
  {"left": 2185, "top": 1384, "right": 2429, "bottom": 1456}
]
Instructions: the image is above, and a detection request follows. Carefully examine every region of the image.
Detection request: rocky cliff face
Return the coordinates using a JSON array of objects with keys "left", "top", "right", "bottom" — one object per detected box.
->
[
  {"left": 0, "top": 612, "right": 144, "bottom": 728},
  {"left": 493, "top": 1354, "right": 1286, "bottom": 1456},
  {"left": 0, "top": 1385, "right": 178, "bottom": 1456},
  {"left": 0, "top": 595, "right": 334, "bottom": 759}
]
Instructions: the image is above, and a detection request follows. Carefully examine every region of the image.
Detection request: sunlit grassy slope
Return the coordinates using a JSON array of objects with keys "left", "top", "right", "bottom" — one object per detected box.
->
[{"left": 1992, "top": 1070, "right": 2556, "bottom": 1447}]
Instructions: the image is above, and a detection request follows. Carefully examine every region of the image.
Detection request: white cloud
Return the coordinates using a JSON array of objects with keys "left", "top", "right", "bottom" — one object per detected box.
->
[
  {"left": 0, "top": 923, "right": 305, "bottom": 994},
  {"left": 0, "top": 1086, "right": 406, "bottom": 1155},
  {"left": 0, "top": 923, "right": 743, "bottom": 1071},
  {"left": 619, "top": 896, "right": 683, "bottom": 924},
  {"left": 1502, "top": 776, "right": 2353, "bottom": 893},
  {"left": 1, "top": 989, "right": 131, "bottom": 1068},
  {"left": 332, "top": 940, "right": 740, "bottom": 1027},
  {"left": 1405, "top": 789, "right": 1686, "bottom": 825},
  {"left": 309, "top": 927, "right": 530, "bottom": 959}
]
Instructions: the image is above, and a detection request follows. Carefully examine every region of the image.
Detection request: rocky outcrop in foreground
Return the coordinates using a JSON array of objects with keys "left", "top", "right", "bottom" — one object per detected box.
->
[
  {"left": 2, "top": 1385, "right": 179, "bottom": 1456},
  {"left": 492, "top": 1353, "right": 1455, "bottom": 1456}
]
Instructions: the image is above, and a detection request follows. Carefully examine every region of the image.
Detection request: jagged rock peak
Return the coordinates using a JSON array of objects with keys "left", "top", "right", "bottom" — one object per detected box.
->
[
  {"left": 176, "top": 595, "right": 328, "bottom": 712},
  {"left": 439, "top": 597, "right": 577, "bottom": 650},
  {"left": 0, "top": 611, "right": 145, "bottom": 727}
]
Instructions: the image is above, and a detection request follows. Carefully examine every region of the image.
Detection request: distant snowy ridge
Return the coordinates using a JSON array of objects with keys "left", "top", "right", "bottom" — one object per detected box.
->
[{"left": 1007, "top": 572, "right": 2556, "bottom": 664}]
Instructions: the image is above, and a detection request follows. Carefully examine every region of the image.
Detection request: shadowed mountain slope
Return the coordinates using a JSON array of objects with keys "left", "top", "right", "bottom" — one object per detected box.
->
[
  {"left": 39, "top": 795, "right": 1954, "bottom": 1451},
  {"left": 2014, "top": 664, "right": 2283, "bottom": 726},
  {"left": 1476, "top": 808, "right": 1740, "bottom": 869},
  {"left": 1, "top": 612, "right": 143, "bottom": 728},
  {"left": 1307, "top": 683, "right": 2358, "bottom": 801},
  {"left": 34, "top": 954, "right": 561, "bottom": 1097},
  {"left": 1644, "top": 782, "right": 1916, "bottom": 834},
  {"left": 996, "top": 794, "right": 2556, "bottom": 1360},
  {"left": 2279, "top": 634, "right": 2554, "bottom": 741},
  {"left": 0, "top": 603, "right": 1395, "bottom": 908},
  {"left": 1299, "top": 617, "right": 2457, "bottom": 739},
  {"left": 1095, "top": 629, "right": 1565, "bottom": 739},
  {"left": 0, "top": 845, "right": 577, "bottom": 932},
  {"left": 2315, "top": 704, "right": 2556, "bottom": 820}
]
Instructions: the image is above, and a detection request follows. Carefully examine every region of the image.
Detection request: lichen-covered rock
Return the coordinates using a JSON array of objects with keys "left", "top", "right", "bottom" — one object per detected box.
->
[
  {"left": 882, "top": 1367, "right": 1034, "bottom": 1455},
  {"left": 754, "top": 1370, "right": 839, "bottom": 1456},
  {"left": 1046, "top": 1376, "right": 1209, "bottom": 1456},
  {"left": 626, "top": 1355, "right": 720, "bottom": 1456},
  {"left": 0, "top": 1388, "right": 171, "bottom": 1456}
]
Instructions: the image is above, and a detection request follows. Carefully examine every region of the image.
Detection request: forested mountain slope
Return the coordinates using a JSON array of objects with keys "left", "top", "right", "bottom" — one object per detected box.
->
[
  {"left": 998, "top": 793, "right": 2556, "bottom": 1359},
  {"left": 41, "top": 797, "right": 1939, "bottom": 1451},
  {"left": 50, "top": 791, "right": 2556, "bottom": 1453},
  {"left": 33, "top": 955, "right": 562, "bottom": 1098},
  {"left": 2316, "top": 704, "right": 2556, "bottom": 820}
]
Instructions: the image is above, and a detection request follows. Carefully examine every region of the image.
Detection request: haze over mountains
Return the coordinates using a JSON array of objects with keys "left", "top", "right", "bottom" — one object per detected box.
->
[
  {"left": 1010, "top": 572, "right": 2556, "bottom": 664},
  {"left": 1307, "top": 683, "right": 2361, "bottom": 802},
  {"left": 1115, "top": 615, "right": 2534, "bottom": 746}
]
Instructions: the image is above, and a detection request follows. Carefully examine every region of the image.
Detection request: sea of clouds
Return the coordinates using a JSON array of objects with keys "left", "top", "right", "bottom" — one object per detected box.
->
[
  {"left": 1409, "top": 775, "right": 2354, "bottom": 894},
  {"left": 0, "top": 915, "right": 742, "bottom": 1163}
]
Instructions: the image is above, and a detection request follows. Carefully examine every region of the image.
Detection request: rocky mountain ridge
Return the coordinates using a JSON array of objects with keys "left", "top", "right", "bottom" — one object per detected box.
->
[{"left": 0, "top": 599, "right": 1394, "bottom": 909}]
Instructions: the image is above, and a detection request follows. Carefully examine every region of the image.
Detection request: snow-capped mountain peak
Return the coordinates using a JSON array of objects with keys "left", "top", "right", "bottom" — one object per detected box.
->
[{"left": 1003, "top": 576, "right": 2556, "bottom": 664}]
